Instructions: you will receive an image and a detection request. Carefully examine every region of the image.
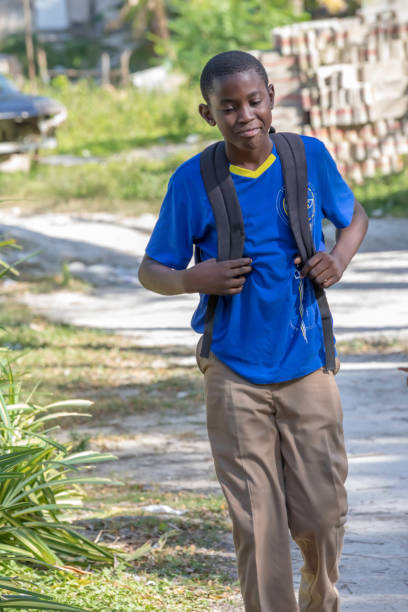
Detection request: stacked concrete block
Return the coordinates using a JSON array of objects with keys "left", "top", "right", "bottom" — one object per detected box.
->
[
  {"left": 267, "top": 5, "right": 408, "bottom": 183},
  {"left": 257, "top": 51, "right": 303, "bottom": 131}
]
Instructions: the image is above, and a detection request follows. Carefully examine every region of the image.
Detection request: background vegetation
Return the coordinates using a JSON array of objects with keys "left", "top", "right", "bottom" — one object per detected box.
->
[{"left": 0, "top": 76, "right": 405, "bottom": 218}]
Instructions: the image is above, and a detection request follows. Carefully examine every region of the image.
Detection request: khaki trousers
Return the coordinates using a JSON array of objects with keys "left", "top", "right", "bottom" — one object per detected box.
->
[{"left": 196, "top": 344, "right": 348, "bottom": 612}]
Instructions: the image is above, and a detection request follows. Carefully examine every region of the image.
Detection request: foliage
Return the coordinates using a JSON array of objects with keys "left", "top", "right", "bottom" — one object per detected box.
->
[
  {"left": 0, "top": 156, "right": 181, "bottom": 214},
  {"left": 0, "top": 487, "right": 239, "bottom": 611},
  {"left": 0, "top": 244, "right": 94, "bottom": 609},
  {"left": 0, "top": 32, "right": 112, "bottom": 73},
  {"left": 0, "top": 573, "right": 85, "bottom": 610},
  {"left": 2, "top": 78, "right": 407, "bottom": 218},
  {"left": 0, "top": 299, "right": 202, "bottom": 421},
  {"left": 157, "top": 0, "right": 308, "bottom": 79},
  {"left": 0, "top": 239, "right": 36, "bottom": 283},
  {"left": 40, "top": 39, "right": 113, "bottom": 71},
  {"left": 35, "top": 77, "right": 212, "bottom": 156},
  {"left": 353, "top": 168, "right": 408, "bottom": 218},
  {"left": 0, "top": 393, "right": 118, "bottom": 567}
]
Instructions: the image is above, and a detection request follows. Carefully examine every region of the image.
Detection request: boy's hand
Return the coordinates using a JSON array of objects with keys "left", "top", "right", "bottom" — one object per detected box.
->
[
  {"left": 294, "top": 252, "right": 343, "bottom": 289},
  {"left": 183, "top": 257, "right": 252, "bottom": 295}
]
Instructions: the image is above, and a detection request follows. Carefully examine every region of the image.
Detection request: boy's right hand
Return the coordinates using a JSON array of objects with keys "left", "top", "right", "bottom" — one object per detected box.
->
[{"left": 183, "top": 258, "right": 252, "bottom": 295}]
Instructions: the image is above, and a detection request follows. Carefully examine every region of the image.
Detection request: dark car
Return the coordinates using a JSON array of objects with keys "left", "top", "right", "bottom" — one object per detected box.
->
[{"left": 0, "top": 74, "right": 66, "bottom": 156}]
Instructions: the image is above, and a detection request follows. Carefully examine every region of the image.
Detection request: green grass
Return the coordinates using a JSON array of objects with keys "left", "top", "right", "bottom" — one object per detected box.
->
[
  {"left": 337, "top": 335, "right": 408, "bottom": 355},
  {"left": 0, "top": 155, "right": 186, "bottom": 216},
  {"left": 353, "top": 169, "right": 408, "bottom": 217},
  {"left": 0, "top": 295, "right": 202, "bottom": 422},
  {"left": 0, "top": 294, "right": 243, "bottom": 609},
  {"left": 2, "top": 487, "right": 240, "bottom": 611},
  {"left": 3, "top": 149, "right": 407, "bottom": 218},
  {"left": 0, "top": 78, "right": 403, "bottom": 217},
  {"left": 36, "top": 78, "right": 213, "bottom": 158}
]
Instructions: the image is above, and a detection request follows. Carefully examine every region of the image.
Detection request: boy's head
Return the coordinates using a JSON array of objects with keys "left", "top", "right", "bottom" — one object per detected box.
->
[
  {"left": 200, "top": 50, "right": 268, "bottom": 103},
  {"left": 199, "top": 50, "right": 274, "bottom": 154}
]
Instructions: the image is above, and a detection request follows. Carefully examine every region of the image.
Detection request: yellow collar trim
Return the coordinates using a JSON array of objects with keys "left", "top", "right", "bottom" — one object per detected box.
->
[{"left": 229, "top": 153, "right": 276, "bottom": 179}]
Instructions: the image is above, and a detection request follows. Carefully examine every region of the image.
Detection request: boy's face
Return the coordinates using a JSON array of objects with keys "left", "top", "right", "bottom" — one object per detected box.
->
[{"left": 199, "top": 69, "right": 274, "bottom": 153}]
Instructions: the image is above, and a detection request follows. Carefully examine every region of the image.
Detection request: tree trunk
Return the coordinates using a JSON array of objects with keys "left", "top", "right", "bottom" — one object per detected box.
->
[
  {"left": 150, "top": 0, "right": 169, "bottom": 40},
  {"left": 23, "top": 0, "right": 36, "bottom": 81}
]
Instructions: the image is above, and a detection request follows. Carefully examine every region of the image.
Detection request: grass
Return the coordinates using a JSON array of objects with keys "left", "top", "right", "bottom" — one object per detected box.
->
[
  {"left": 0, "top": 296, "right": 202, "bottom": 423},
  {"left": 337, "top": 335, "right": 408, "bottom": 355},
  {"left": 0, "top": 293, "right": 243, "bottom": 609},
  {"left": 2, "top": 150, "right": 407, "bottom": 219},
  {"left": 2, "top": 488, "right": 240, "bottom": 612},
  {"left": 353, "top": 168, "right": 408, "bottom": 218},
  {"left": 0, "top": 77, "right": 401, "bottom": 217},
  {"left": 0, "top": 155, "right": 187, "bottom": 217},
  {"left": 32, "top": 78, "right": 213, "bottom": 158}
]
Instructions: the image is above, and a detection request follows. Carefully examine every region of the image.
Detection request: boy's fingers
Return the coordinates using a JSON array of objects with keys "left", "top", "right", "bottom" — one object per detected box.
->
[
  {"left": 301, "top": 253, "right": 329, "bottom": 277},
  {"left": 229, "top": 265, "right": 252, "bottom": 277},
  {"left": 229, "top": 258, "right": 252, "bottom": 268},
  {"left": 314, "top": 269, "right": 333, "bottom": 284},
  {"left": 321, "top": 275, "right": 337, "bottom": 288},
  {"left": 225, "top": 286, "right": 244, "bottom": 295},
  {"left": 228, "top": 275, "right": 246, "bottom": 288},
  {"left": 305, "top": 260, "right": 331, "bottom": 280}
]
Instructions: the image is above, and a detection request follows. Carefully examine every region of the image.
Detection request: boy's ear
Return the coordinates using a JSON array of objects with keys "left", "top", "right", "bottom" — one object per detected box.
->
[
  {"left": 199, "top": 103, "right": 216, "bottom": 126},
  {"left": 268, "top": 83, "right": 275, "bottom": 109}
]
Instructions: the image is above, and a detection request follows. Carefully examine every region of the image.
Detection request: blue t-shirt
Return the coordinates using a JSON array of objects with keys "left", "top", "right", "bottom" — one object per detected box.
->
[{"left": 146, "top": 136, "right": 355, "bottom": 383}]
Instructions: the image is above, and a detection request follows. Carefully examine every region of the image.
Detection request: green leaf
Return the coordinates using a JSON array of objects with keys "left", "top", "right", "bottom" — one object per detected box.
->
[
  {"left": 0, "top": 392, "right": 11, "bottom": 442},
  {"left": 0, "top": 599, "right": 85, "bottom": 610},
  {"left": 44, "top": 400, "right": 93, "bottom": 410},
  {"left": 62, "top": 451, "right": 118, "bottom": 465},
  {"left": 12, "top": 528, "right": 61, "bottom": 565},
  {"left": 11, "top": 503, "right": 79, "bottom": 517}
]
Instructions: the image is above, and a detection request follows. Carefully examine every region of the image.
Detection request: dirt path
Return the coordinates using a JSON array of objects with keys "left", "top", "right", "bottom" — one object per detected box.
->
[{"left": 1, "top": 212, "right": 408, "bottom": 610}]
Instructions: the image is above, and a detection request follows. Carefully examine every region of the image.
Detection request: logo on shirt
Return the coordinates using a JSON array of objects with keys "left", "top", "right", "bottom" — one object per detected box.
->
[{"left": 276, "top": 185, "right": 316, "bottom": 229}]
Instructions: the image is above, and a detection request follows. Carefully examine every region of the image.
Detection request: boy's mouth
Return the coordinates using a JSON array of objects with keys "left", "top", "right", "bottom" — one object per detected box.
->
[{"left": 237, "top": 126, "right": 261, "bottom": 138}]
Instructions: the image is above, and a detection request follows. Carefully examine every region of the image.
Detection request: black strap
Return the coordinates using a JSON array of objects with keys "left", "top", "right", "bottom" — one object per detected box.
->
[
  {"left": 199, "top": 134, "right": 336, "bottom": 371},
  {"left": 200, "top": 142, "right": 231, "bottom": 261},
  {"left": 271, "top": 132, "right": 336, "bottom": 371},
  {"left": 214, "top": 143, "right": 245, "bottom": 260},
  {"left": 199, "top": 142, "right": 245, "bottom": 358}
]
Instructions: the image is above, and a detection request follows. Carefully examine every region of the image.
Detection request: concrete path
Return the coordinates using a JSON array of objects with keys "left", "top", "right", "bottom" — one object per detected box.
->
[
  {"left": 2, "top": 214, "right": 408, "bottom": 347},
  {"left": 1, "top": 212, "right": 408, "bottom": 610}
]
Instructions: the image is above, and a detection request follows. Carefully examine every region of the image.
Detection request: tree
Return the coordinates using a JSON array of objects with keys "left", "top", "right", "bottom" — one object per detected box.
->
[
  {"left": 160, "top": 0, "right": 307, "bottom": 80},
  {"left": 113, "top": 0, "right": 170, "bottom": 41}
]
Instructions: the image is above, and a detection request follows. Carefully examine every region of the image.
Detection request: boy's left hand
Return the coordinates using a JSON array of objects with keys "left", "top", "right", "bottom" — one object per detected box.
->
[{"left": 294, "top": 252, "right": 343, "bottom": 288}]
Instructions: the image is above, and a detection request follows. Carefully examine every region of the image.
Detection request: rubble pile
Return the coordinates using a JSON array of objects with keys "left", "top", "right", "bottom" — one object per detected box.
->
[{"left": 256, "top": 5, "right": 408, "bottom": 183}]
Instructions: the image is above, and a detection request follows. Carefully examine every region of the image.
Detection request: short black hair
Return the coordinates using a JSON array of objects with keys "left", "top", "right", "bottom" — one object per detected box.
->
[{"left": 200, "top": 50, "right": 268, "bottom": 103}]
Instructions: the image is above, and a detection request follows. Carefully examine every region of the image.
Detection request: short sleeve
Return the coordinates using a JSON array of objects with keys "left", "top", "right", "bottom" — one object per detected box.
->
[
  {"left": 145, "top": 162, "right": 206, "bottom": 270},
  {"left": 320, "top": 144, "right": 355, "bottom": 228}
]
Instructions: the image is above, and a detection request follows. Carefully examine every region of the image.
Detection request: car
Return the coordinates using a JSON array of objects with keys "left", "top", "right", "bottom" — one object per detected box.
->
[{"left": 0, "top": 73, "right": 66, "bottom": 156}]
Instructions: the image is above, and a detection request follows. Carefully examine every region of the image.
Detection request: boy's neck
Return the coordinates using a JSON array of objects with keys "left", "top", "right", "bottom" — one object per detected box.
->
[{"left": 225, "top": 136, "right": 273, "bottom": 170}]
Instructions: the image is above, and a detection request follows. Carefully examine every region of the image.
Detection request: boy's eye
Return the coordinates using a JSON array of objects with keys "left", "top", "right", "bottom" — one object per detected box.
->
[
  {"left": 222, "top": 107, "right": 235, "bottom": 113},
  {"left": 250, "top": 99, "right": 261, "bottom": 106}
]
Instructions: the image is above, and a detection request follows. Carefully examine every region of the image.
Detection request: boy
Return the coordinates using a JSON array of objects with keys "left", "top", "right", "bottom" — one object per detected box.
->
[{"left": 138, "top": 51, "right": 368, "bottom": 612}]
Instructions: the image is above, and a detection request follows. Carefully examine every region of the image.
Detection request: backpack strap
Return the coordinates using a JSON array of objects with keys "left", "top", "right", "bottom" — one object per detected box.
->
[
  {"left": 271, "top": 132, "right": 336, "bottom": 371},
  {"left": 199, "top": 141, "right": 245, "bottom": 358}
]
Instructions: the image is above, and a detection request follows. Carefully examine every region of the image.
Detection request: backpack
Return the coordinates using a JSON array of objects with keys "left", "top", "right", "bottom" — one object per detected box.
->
[{"left": 199, "top": 131, "right": 336, "bottom": 372}]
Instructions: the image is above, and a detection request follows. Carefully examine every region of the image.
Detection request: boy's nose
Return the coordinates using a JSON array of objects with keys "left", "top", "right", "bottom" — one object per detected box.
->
[{"left": 237, "top": 104, "right": 254, "bottom": 122}]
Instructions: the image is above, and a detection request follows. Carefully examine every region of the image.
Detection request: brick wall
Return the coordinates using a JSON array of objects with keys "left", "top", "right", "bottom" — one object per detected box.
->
[{"left": 260, "top": 5, "right": 408, "bottom": 183}]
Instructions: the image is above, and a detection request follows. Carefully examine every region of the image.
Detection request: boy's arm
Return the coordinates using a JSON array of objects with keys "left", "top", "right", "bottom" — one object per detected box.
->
[
  {"left": 138, "top": 254, "right": 252, "bottom": 296},
  {"left": 295, "top": 200, "right": 368, "bottom": 288}
]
